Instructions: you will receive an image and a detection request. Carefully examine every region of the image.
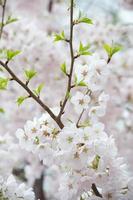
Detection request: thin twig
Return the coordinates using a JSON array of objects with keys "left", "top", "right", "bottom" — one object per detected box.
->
[
  {"left": 57, "top": 0, "right": 75, "bottom": 120},
  {"left": 76, "top": 109, "right": 85, "bottom": 128},
  {"left": 76, "top": 55, "right": 111, "bottom": 128},
  {"left": 0, "top": 60, "right": 64, "bottom": 129},
  {"left": 0, "top": 0, "right": 7, "bottom": 39},
  {"left": 76, "top": 89, "right": 92, "bottom": 128}
]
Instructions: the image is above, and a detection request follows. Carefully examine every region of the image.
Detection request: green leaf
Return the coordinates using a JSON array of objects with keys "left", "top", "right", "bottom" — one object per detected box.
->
[
  {"left": 0, "top": 77, "right": 8, "bottom": 90},
  {"left": 79, "top": 42, "right": 84, "bottom": 52},
  {"left": 5, "top": 16, "right": 18, "bottom": 26},
  {"left": 61, "top": 62, "right": 67, "bottom": 74},
  {"left": 79, "top": 42, "right": 90, "bottom": 52},
  {"left": 78, "top": 42, "right": 92, "bottom": 56},
  {"left": 78, "top": 81, "right": 87, "bottom": 87},
  {"left": 25, "top": 69, "right": 37, "bottom": 81},
  {"left": 0, "top": 49, "right": 21, "bottom": 60},
  {"left": 112, "top": 45, "right": 122, "bottom": 55},
  {"left": 80, "top": 51, "right": 92, "bottom": 56},
  {"left": 17, "top": 96, "right": 28, "bottom": 106},
  {"left": 103, "top": 44, "right": 111, "bottom": 55},
  {"left": 34, "top": 83, "right": 44, "bottom": 96},
  {"left": 54, "top": 31, "right": 65, "bottom": 42},
  {"left": 0, "top": 107, "right": 5, "bottom": 113},
  {"left": 75, "top": 11, "right": 93, "bottom": 25},
  {"left": 79, "top": 17, "right": 93, "bottom": 25},
  {"left": 7, "top": 50, "right": 21, "bottom": 61},
  {"left": 103, "top": 43, "right": 122, "bottom": 59}
]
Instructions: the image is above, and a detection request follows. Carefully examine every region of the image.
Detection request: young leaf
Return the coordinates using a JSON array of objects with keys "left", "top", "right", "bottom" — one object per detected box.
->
[
  {"left": 34, "top": 83, "right": 44, "bottom": 96},
  {"left": 61, "top": 62, "right": 67, "bottom": 75},
  {"left": 5, "top": 16, "right": 18, "bottom": 26},
  {"left": 103, "top": 43, "right": 122, "bottom": 61},
  {"left": 54, "top": 31, "right": 65, "bottom": 42},
  {"left": 74, "top": 11, "right": 93, "bottom": 25},
  {"left": 78, "top": 42, "right": 92, "bottom": 56},
  {"left": 79, "top": 42, "right": 84, "bottom": 52},
  {"left": 112, "top": 45, "right": 122, "bottom": 55},
  {"left": 77, "top": 81, "right": 87, "bottom": 87},
  {"left": 78, "top": 17, "right": 93, "bottom": 25},
  {"left": 0, "top": 77, "right": 8, "bottom": 90},
  {"left": 17, "top": 96, "right": 28, "bottom": 106},
  {"left": 25, "top": 69, "right": 37, "bottom": 81},
  {"left": 7, "top": 50, "right": 21, "bottom": 61},
  {"left": 103, "top": 44, "right": 111, "bottom": 56}
]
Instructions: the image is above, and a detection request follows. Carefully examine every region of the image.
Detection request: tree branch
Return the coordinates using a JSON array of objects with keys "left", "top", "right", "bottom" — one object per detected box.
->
[
  {"left": 0, "top": 0, "right": 7, "bottom": 39},
  {"left": 33, "top": 173, "right": 46, "bottom": 200},
  {"left": 57, "top": 0, "right": 75, "bottom": 120},
  {"left": 0, "top": 60, "right": 64, "bottom": 129}
]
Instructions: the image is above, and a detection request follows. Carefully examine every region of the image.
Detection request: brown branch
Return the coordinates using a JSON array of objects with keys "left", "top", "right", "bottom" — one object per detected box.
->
[
  {"left": 33, "top": 173, "right": 46, "bottom": 200},
  {"left": 0, "top": 0, "right": 65, "bottom": 130},
  {"left": 0, "top": 0, "right": 7, "bottom": 39},
  {"left": 57, "top": 0, "right": 74, "bottom": 120},
  {"left": 0, "top": 60, "right": 64, "bottom": 129}
]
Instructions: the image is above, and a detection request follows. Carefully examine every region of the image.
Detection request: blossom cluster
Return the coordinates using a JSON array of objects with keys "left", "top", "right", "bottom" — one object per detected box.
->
[
  {"left": 0, "top": 134, "right": 35, "bottom": 199},
  {"left": 0, "top": 175, "right": 34, "bottom": 200},
  {"left": 16, "top": 54, "right": 133, "bottom": 199}
]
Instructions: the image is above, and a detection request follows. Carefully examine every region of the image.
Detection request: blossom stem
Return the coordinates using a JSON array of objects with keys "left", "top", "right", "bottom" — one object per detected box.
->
[
  {"left": 58, "top": 0, "right": 75, "bottom": 120},
  {"left": 0, "top": 60, "right": 64, "bottom": 129},
  {"left": 76, "top": 89, "right": 92, "bottom": 128},
  {"left": 0, "top": 0, "right": 7, "bottom": 39},
  {"left": 76, "top": 109, "right": 85, "bottom": 128}
]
